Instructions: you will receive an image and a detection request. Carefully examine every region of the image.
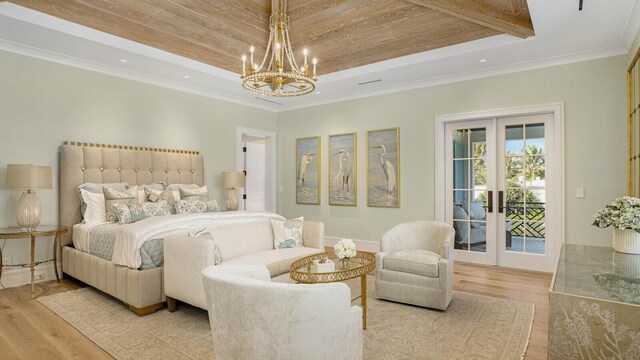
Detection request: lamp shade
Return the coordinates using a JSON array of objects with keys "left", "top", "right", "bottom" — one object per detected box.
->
[
  {"left": 6, "top": 164, "right": 52, "bottom": 190},
  {"left": 222, "top": 171, "right": 245, "bottom": 189}
]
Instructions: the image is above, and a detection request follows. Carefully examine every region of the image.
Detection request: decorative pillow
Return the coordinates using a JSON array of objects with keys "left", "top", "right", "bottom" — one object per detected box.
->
[
  {"left": 453, "top": 205, "right": 469, "bottom": 220},
  {"left": 188, "top": 228, "right": 222, "bottom": 265},
  {"left": 79, "top": 189, "right": 108, "bottom": 223},
  {"left": 113, "top": 200, "right": 172, "bottom": 225},
  {"left": 271, "top": 216, "right": 304, "bottom": 249},
  {"left": 206, "top": 200, "right": 220, "bottom": 212},
  {"left": 78, "top": 182, "right": 127, "bottom": 219},
  {"left": 179, "top": 185, "right": 208, "bottom": 202},
  {"left": 462, "top": 200, "right": 486, "bottom": 221},
  {"left": 175, "top": 199, "right": 208, "bottom": 214},
  {"left": 104, "top": 185, "right": 138, "bottom": 222},
  {"left": 168, "top": 183, "right": 199, "bottom": 201},
  {"left": 112, "top": 203, "right": 147, "bottom": 225},
  {"left": 145, "top": 188, "right": 178, "bottom": 214},
  {"left": 134, "top": 182, "right": 165, "bottom": 202}
]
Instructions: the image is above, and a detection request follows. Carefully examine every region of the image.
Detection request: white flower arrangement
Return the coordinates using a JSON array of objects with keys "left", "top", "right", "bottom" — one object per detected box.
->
[
  {"left": 334, "top": 239, "right": 357, "bottom": 260},
  {"left": 593, "top": 196, "right": 640, "bottom": 232}
]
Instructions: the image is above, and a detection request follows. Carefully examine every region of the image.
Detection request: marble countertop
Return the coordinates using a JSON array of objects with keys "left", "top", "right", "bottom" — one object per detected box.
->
[{"left": 552, "top": 244, "right": 640, "bottom": 305}]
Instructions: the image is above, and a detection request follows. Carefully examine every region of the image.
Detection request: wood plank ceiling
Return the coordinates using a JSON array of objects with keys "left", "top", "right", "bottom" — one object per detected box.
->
[{"left": 7, "top": 0, "right": 533, "bottom": 75}]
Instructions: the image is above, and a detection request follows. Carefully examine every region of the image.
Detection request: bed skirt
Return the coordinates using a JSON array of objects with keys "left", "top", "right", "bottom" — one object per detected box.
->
[{"left": 62, "top": 246, "right": 165, "bottom": 315}]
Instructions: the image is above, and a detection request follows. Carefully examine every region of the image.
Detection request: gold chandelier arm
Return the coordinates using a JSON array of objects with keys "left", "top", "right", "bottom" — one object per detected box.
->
[{"left": 284, "top": 27, "right": 301, "bottom": 73}]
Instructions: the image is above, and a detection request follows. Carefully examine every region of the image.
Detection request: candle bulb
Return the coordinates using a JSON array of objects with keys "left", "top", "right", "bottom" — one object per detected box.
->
[
  {"left": 312, "top": 57, "right": 317, "bottom": 76},
  {"left": 303, "top": 48, "right": 308, "bottom": 68},
  {"left": 242, "top": 54, "right": 246, "bottom": 76},
  {"left": 250, "top": 45, "right": 254, "bottom": 67}
]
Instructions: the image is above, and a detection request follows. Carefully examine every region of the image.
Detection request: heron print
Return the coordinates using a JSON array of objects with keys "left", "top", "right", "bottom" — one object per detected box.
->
[
  {"left": 368, "top": 128, "right": 400, "bottom": 207},
  {"left": 296, "top": 136, "right": 321, "bottom": 205},
  {"left": 329, "top": 133, "right": 357, "bottom": 206}
]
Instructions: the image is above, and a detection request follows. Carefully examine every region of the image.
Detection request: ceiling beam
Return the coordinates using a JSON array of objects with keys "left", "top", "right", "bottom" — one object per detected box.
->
[{"left": 404, "top": 0, "right": 534, "bottom": 39}]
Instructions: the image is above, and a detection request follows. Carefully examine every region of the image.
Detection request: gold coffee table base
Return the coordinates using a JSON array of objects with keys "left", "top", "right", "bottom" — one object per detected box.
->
[{"left": 290, "top": 251, "right": 376, "bottom": 329}]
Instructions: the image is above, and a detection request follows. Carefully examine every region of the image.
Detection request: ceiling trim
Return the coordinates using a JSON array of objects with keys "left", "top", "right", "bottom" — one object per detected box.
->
[
  {"left": 405, "top": 0, "right": 534, "bottom": 39},
  {"left": 278, "top": 44, "right": 628, "bottom": 112},
  {"left": 0, "top": 38, "right": 276, "bottom": 112}
]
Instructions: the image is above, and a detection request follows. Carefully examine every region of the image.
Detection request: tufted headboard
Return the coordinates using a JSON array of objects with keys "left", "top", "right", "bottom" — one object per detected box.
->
[{"left": 59, "top": 141, "right": 204, "bottom": 246}]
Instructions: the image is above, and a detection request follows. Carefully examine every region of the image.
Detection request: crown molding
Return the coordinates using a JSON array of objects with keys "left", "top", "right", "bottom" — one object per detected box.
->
[
  {"left": 277, "top": 44, "right": 628, "bottom": 113},
  {"left": 0, "top": 39, "right": 276, "bottom": 112}
]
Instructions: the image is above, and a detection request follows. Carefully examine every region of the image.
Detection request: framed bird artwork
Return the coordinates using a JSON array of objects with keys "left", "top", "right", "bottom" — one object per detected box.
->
[
  {"left": 367, "top": 128, "right": 400, "bottom": 208},
  {"left": 296, "top": 136, "right": 321, "bottom": 205},
  {"left": 329, "top": 132, "right": 357, "bottom": 206}
]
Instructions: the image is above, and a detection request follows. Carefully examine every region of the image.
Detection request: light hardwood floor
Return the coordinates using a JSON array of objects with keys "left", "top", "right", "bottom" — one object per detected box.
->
[{"left": 0, "top": 263, "right": 552, "bottom": 359}]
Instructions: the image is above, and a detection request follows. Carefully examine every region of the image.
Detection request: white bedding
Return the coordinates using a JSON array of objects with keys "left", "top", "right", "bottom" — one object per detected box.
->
[
  {"left": 73, "top": 221, "right": 108, "bottom": 252},
  {"left": 110, "top": 211, "right": 285, "bottom": 269}
]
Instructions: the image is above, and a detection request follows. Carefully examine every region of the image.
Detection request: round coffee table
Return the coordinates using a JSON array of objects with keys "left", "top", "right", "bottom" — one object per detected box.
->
[{"left": 290, "top": 251, "right": 376, "bottom": 329}]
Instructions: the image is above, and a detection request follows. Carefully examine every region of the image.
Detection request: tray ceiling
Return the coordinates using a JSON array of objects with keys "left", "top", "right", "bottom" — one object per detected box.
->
[{"left": 8, "top": 0, "right": 533, "bottom": 75}]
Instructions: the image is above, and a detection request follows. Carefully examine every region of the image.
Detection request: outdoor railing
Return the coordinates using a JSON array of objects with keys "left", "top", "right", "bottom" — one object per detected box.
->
[{"left": 506, "top": 201, "right": 545, "bottom": 239}]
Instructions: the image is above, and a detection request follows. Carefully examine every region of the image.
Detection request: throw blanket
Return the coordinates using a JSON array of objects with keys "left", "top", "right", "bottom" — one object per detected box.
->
[{"left": 111, "top": 211, "right": 285, "bottom": 269}]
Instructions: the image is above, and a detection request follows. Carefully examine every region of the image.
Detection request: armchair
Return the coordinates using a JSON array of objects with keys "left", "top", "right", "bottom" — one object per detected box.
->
[
  {"left": 201, "top": 265, "right": 363, "bottom": 360},
  {"left": 375, "top": 221, "right": 455, "bottom": 310}
]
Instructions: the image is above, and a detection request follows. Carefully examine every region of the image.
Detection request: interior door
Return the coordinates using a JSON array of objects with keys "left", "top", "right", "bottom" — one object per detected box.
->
[
  {"left": 244, "top": 140, "right": 267, "bottom": 211},
  {"left": 497, "top": 114, "right": 555, "bottom": 271},
  {"left": 445, "top": 120, "right": 497, "bottom": 265}
]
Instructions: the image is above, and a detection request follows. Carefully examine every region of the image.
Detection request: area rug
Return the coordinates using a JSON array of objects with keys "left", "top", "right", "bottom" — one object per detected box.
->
[{"left": 38, "top": 277, "right": 534, "bottom": 360}]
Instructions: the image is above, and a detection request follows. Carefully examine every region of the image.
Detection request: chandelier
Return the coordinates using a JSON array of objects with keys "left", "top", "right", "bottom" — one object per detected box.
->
[{"left": 240, "top": 0, "right": 317, "bottom": 97}]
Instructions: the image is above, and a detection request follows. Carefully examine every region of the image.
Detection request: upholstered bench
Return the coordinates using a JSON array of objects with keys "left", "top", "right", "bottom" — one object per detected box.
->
[{"left": 163, "top": 220, "right": 325, "bottom": 311}]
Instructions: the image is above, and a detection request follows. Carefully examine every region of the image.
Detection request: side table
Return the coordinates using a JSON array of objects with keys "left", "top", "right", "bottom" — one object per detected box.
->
[{"left": 0, "top": 225, "right": 68, "bottom": 297}]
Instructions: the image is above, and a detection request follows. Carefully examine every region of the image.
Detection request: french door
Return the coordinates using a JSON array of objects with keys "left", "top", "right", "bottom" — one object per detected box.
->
[{"left": 445, "top": 113, "right": 557, "bottom": 271}]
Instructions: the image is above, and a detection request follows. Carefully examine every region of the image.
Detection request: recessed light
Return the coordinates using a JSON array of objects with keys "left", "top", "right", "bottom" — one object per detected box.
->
[
  {"left": 183, "top": 75, "right": 190, "bottom": 79},
  {"left": 316, "top": 91, "right": 320, "bottom": 94},
  {"left": 479, "top": 59, "right": 487, "bottom": 63},
  {"left": 120, "top": 59, "right": 127, "bottom": 63}
]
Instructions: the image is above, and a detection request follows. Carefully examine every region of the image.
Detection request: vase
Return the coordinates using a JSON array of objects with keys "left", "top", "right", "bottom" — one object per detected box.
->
[
  {"left": 612, "top": 229, "right": 640, "bottom": 254},
  {"left": 339, "top": 258, "right": 351, "bottom": 270}
]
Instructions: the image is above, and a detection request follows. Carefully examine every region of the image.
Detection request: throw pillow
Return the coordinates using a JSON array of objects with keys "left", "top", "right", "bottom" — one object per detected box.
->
[
  {"left": 77, "top": 182, "right": 127, "bottom": 219},
  {"left": 462, "top": 200, "right": 486, "bottom": 221},
  {"left": 79, "top": 189, "right": 108, "bottom": 223},
  {"left": 145, "top": 188, "right": 178, "bottom": 214},
  {"left": 103, "top": 185, "right": 138, "bottom": 222},
  {"left": 179, "top": 185, "right": 208, "bottom": 202},
  {"left": 175, "top": 199, "right": 208, "bottom": 214},
  {"left": 112, "top": 203, "right": 147, "bottom": 225},
  {"left": 113, "top": 200, "right": 172, "bottom": 225},
  {"left": 188, "top": 228, "right": 222, "bottom": 265},
  {"left": 271, "top": 216, "right": 304, "bottom": 249}
]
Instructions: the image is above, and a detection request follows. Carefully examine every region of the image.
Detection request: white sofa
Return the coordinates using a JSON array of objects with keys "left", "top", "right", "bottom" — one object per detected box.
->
[
  {"left": 201, "top": 265, "right": 363, "bottom": 360},
  {"left": 164, "top": 220, "right": 325, "bottom": 310}
]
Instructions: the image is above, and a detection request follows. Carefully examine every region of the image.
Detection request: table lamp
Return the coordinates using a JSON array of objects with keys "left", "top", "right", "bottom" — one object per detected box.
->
[
  {"left": 6, "top": 164, "right": 52, "bottom": 229},
  {"left": 222, "top": 171, "right": 245, "bottom": 211}
]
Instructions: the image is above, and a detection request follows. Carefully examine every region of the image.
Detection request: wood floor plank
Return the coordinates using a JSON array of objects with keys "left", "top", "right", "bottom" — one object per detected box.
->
[{"left": 0, "top": 262, "right": 552, "bottom": 359}]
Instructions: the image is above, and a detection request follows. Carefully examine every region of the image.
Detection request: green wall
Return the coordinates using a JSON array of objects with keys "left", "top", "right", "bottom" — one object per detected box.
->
[
  {"left": 277, "top": 55, "right": 628, "bottom": 247},
  {"left": 0, "top": 50, "right": 276, "bottom": 267}
]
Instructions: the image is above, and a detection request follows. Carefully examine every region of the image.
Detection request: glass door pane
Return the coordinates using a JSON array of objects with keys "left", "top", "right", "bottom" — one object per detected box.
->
[
  {"left": 451, "top": 128, "right": 487, "bottom": 253},
  {"left": 504, "top": 123, "right": 546, "bottom": 254}
]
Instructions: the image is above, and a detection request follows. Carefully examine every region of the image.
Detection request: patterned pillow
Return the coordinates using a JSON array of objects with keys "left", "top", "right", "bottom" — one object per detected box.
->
[
  {"left": 113, "top": 200, "right": 172, "bottom": 225},
  {"left": 188, "top": 228, "right": 222, "bottom": 265},
  {"left": 146, "top": 188, "right": 178, "bottom": 214},
  {"left": 104, "top": 186, "right": 138, "bottom": 222},
  {"left": 179, "top": 185, "right": 208, "bottom": 202},
  {"left": 271, "top": 216, "right": 304, "bottom": 249},
  {"left": 175, "top": 199, "right": 208, "bottom": 214}
]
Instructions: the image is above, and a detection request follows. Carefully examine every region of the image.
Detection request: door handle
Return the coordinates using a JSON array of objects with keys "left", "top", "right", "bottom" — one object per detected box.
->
[
  {"left": 498, "top": 190, "right": 504, "bottom": 213},
  {"left": 484, "top": 190, "right": 493, "bottom": 213}
]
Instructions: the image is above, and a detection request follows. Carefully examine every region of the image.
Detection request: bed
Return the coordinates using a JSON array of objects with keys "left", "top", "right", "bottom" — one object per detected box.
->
[{"left": 59, "top": 141, "right": 282, "bottom": 315}]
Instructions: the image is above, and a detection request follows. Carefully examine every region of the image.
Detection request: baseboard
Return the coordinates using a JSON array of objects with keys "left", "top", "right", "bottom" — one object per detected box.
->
[
  {"left": 0, "top": 263, "right": 60, "bottom": 289},
  {"left": 324, "top": 236, "right": 380, "bottom": 253}
]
